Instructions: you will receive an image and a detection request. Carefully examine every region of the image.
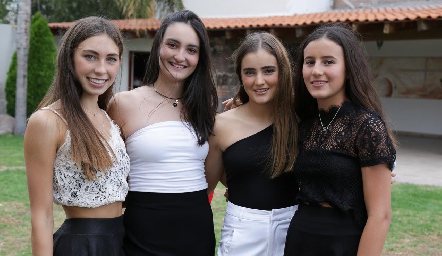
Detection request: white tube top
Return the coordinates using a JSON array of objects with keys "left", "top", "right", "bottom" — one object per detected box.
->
[{"left": 126, "top": 121, "right": 208, "bottom": 193}]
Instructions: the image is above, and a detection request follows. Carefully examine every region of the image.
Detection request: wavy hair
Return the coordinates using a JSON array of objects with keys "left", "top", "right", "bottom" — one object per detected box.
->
[
  {"left": 37, "top": 16, "right": 125, "bottom": 179},
  {"left": 232, "top": 32, "right": 298, "bottom": 178}
]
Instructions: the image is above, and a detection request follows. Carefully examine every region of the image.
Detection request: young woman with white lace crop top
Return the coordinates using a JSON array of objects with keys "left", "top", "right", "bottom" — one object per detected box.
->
[
  {"left": 24, "top": 17, "right": 129, "bottom": 256},
  {"left": 107, "top": 10, "right": 218, "bottom": 255}
]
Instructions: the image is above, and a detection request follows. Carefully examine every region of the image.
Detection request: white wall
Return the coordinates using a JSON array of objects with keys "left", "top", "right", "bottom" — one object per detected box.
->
[
  {"left": 116, "top": 37, "right": 153, "bottom": 92},
  {"left": 365, "top": 39, "right": 442, "bottom": 136},
  {"left": 182, "top": 0, "right": 332, "bottom": 18},
  {"left": 0, "top": 24, "right": 16, "bottom": 114}
]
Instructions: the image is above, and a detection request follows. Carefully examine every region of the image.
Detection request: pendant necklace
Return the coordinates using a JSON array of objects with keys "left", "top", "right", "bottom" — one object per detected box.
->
[
  {"left": 318, "top": 105, "right": 342, "bottom": 132},
  {"left": 153, "top": 84, "right": 182, "bottom": 107}
]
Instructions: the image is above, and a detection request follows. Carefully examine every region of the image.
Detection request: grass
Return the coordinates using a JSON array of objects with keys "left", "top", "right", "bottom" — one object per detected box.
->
[{"left": 1, "top": 134, "right": 441, "bottom": 255}]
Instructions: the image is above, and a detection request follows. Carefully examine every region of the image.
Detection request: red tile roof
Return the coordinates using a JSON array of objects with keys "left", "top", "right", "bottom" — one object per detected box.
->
[{"left": 48, "top": 4, "right": 442, "bottom": 32}]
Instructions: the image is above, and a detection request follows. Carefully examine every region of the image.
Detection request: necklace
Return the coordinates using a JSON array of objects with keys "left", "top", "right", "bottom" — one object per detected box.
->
[
  {"left": 318, "top": 105, "right": 342, "bottom": 132},
  {"left": 82, "top": 107, "right": 100, "bottom": 117},
  {"left": 153, "top": 84, "right": 182, "bottom": 107}
]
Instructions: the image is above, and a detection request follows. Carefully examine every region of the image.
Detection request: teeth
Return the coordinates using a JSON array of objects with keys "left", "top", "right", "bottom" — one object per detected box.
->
[
  {"left": 89, "top": 78, "right": 106, "bottom": 84},
  {"left": 171, "top": 63, "right": 185, "bottom": 69},
  {"left": 255, "top": 89, "right": 268, "bottom": 92},
  {"left": 312, "top": 81, "right": 326, "bottom": 85}
]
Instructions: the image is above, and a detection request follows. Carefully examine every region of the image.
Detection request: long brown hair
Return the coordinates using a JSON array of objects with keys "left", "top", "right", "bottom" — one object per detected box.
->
[
  {"left": 293, "top": 22, "right": 396, "bottom": 146},
  {"left": 232, "top": 32, "right": 298, "bottom": 178},
  {"left": 37, "top": 16, "right": 125, "bottom": 179}
]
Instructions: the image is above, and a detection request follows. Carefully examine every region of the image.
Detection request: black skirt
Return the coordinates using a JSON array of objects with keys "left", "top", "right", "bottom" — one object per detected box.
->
[
  {"left": 123, "top": 189, "right": 215, "bottom": 256},
  {"left": 53, "top": 215, "right": 125, "bottom": 256},
  {"left": 284, "top": 204, "right": 363, "bottom": 256}
]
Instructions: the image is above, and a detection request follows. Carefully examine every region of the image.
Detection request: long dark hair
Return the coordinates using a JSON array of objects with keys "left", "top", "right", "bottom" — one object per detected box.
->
[
  {"left": 232, "top": 32, "right": 298, "bottom": 177},
  {"left": 294, "top": 22, "right": 395, "bottom": 145},
  {"left": 143, "top": 10, "right": 218, "bottom": 145},
  {"left": 37, "top": 16, "right": 125, "bottom": 179}
]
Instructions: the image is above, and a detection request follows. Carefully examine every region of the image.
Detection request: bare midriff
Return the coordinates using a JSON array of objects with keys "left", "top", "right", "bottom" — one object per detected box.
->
[{"left": 63, "top": 201, "right": 123, "bottom": 219}]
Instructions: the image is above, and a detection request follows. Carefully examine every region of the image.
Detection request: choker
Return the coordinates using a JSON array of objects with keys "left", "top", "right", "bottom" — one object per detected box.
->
[
  {"left": 318, "top": 105, "right": 342, "bottom": 132},
  {"left": 153, "top": 84, "right": 182, "bottom": 107}
]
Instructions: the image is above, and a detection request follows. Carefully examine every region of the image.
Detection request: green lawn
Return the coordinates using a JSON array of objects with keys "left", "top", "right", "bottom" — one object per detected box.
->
[{"left": 1, "top": 134, "right": 441, "bottom": 255}]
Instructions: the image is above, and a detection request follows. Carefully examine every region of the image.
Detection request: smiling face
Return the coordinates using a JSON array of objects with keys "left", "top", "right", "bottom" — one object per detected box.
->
[
  {"left": 240, "top": 48, "right": 279, "bottom": 106},
  {"left": 302, "top": 37, "right": 347, "bottom": 109},
  {"left": 158, "top": 22, "right": 200, "bottom": 85},
  {"left": 74, "top": 34, "right": 121, "bottom": 98}
]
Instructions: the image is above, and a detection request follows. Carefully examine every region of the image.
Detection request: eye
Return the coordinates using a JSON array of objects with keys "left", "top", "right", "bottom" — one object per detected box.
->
[
  {"left": 304, "top": 60, "right": 314, "bottom": 66},
  {"left": 187, "top": 48, "right": 198, "bottom": 55},
  {"left": 166, "top": 42, "right": 177, "bottom": 49},
  {"left": 263, "top": 68, "right": 276, "bottom": 74},
  {"left": 324, "top": 60, "right": 335, "bottom": 65},
  {"left": 107, "top": 57, "right": 118, "bottom": 63},
  {"left": 84, "top": 54, "right": 96, "bottom": 60},
  {"left": 243, "top": 70, "right": 255, "bottom": 76}
]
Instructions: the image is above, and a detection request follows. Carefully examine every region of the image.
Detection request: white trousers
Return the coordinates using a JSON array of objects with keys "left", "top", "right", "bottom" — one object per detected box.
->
[{"left": 217, "top": 201, "right": 298, "bottom": 256}]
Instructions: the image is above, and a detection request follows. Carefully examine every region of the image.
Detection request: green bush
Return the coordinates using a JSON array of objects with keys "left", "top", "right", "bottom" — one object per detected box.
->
[
  {"left": 5, "top": 52, "right": 17, "bottom": 116},
  {"left": 5, "top": 12, "right": 56, "bottom": 117}
]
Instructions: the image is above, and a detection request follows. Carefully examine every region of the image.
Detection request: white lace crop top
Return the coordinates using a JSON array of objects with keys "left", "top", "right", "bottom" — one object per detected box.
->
[
  {"left": 126, "top": 121, "right": 209, "bottom": 193},
  {"left": 43, "top": 107, "right": 130, "bottom": 208}
]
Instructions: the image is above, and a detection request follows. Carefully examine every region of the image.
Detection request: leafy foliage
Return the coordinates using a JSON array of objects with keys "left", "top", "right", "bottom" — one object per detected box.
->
[
  {"left": 4, "top": 12, "right": 56, "bottom": 117},
  {"left": 27, "top": 12, "right": 56, "bottom": 116},
  {"left": 32, "top": 0, "right": 125, "bottom": 22},
  {"left": 5, "top": 52, "right": 17, "bottom": 116}
]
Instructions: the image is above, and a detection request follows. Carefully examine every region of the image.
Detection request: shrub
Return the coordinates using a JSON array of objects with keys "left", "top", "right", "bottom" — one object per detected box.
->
[{"left": 4, "top": 12, "right": 56, "bottom": 117}]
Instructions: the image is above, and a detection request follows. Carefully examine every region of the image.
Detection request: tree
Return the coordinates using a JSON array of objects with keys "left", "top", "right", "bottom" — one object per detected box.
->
[
  {"left": 0, "top": 0, "right": 16, "bottom": 24},
  {"left": 27, "top": 12, "right": 56, "bottom": 116},
  {"left": 116, "top": 0, "right": 184, "bottom": 19},
  {"left": 5, "top": 12, "right": 56, "bottom": 117},
  {"left": 14, "top": 0, "right": 30, "bottom": 135}
]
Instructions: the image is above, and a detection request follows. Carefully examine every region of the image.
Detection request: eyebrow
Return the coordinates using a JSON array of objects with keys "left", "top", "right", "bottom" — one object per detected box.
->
[
  {"left": 81, "top": 49, "right": 119, "bottom": 57},
  {"left": 166, "top": 38, "right": 200, "bottom": 48},
  {"left": 304, "top": 55, "right": 336, "bottom": 60}
]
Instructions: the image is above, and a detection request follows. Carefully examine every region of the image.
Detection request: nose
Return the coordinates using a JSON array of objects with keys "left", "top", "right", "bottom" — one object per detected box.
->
[
  {"left": 311, "top": 64, "right": 323, "bottom": 76},
  {"left": 174, "top": 50, "right": 185, "bottom": 62},
  {"left": 255, "top": 72, "right": 265, "bottom": 85},
  {"left": 95, "top": 60, "right": 106, "bottom": 75}
]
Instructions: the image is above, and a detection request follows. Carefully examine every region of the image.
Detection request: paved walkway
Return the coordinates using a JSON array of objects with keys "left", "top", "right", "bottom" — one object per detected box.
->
[{"left": 394, "top": 134, "right": 442, "bottom": 186}]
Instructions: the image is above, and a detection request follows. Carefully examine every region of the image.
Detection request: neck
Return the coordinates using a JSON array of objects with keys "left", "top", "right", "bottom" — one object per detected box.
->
[
  {"left": 153, "top": 77, "right": 184, "bottom": 99},
  {"left": 242, "top": 101, "right": 274, "bottom": 124}
]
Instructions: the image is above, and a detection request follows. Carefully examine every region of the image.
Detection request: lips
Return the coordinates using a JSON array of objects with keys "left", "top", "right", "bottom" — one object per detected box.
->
[
  {"left": 88, "top": 77, "right": 107, "bottom": 85},
  {"left": 254, "top": 88, "right": 269, "bottom": 94},
  {"left": 169, "top": 62, "right": 186, "bottom": 69},
  {"left": 311, "top": 81, "right": 327, "bottom": 87}
]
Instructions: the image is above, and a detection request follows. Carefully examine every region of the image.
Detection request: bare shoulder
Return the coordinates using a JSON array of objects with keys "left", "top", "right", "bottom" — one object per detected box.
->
[
  {"left": 26, "top": 108, "right": 66, "bottom": 148},
  {"left": 215, "top": 107, "right": 245, "bottom": 130}
]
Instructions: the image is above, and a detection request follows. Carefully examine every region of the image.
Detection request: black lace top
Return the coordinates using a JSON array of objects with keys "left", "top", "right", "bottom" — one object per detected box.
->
[
  {"left": 223, "top": 125, "right": 298, "bottom": 210},
  {"left": 295, "top": 101, "right": 396, "bottom": 228}
]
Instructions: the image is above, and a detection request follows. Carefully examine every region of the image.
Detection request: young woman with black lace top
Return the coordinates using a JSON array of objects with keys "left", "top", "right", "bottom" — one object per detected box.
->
[
  {"left": 24, "top": 17, "right": 129, "bottom": 255},
  {"left": 284, "top": 23, "right": 396, "bottom": 256}
]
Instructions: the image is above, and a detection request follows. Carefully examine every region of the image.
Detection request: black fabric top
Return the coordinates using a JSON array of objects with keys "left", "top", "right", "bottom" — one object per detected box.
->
[
  {"left": 295, "top": 101, "right": 396, "bottom": 228},
  {"left": 223, "top": 125, "right": 298, "bottom": 210}
]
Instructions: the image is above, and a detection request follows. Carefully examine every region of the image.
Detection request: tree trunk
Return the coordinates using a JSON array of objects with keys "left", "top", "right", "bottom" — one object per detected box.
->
[{"left": 14, "top": 0, "right": 31, "bottom": 135}]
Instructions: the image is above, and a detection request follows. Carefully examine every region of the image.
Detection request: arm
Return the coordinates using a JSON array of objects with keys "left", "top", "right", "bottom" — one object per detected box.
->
[
  {"left": 357, "top": 163, "right": 392, "bottom": 256},
  {"left": 107, "top": 93, "right": 127, "bottom": 139},
  {"left": 204, "top": 134, "right": 225, "bottom": 195},
  {"left": 24, "top": 111, "right": 61, "bottom": 255}
]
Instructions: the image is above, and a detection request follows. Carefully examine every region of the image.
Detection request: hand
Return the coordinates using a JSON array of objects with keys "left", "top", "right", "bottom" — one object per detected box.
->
[
  {"left": 391, "top": 171, "right": 396, "bottom": 184},
  {"left": 222, "top": 98, "right": 235, "bottom": 111},
  {"left": 223, "top": 188, "right": 229, "bottom": 202}
]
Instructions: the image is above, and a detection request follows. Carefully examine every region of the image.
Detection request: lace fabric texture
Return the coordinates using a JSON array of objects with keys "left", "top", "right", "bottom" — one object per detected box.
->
[
  {"left": 52, "top": 111, "right": 130, "bottom": 208},
  {"left": 295, "top": 101, "right": 396, "bottom": 227}
]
